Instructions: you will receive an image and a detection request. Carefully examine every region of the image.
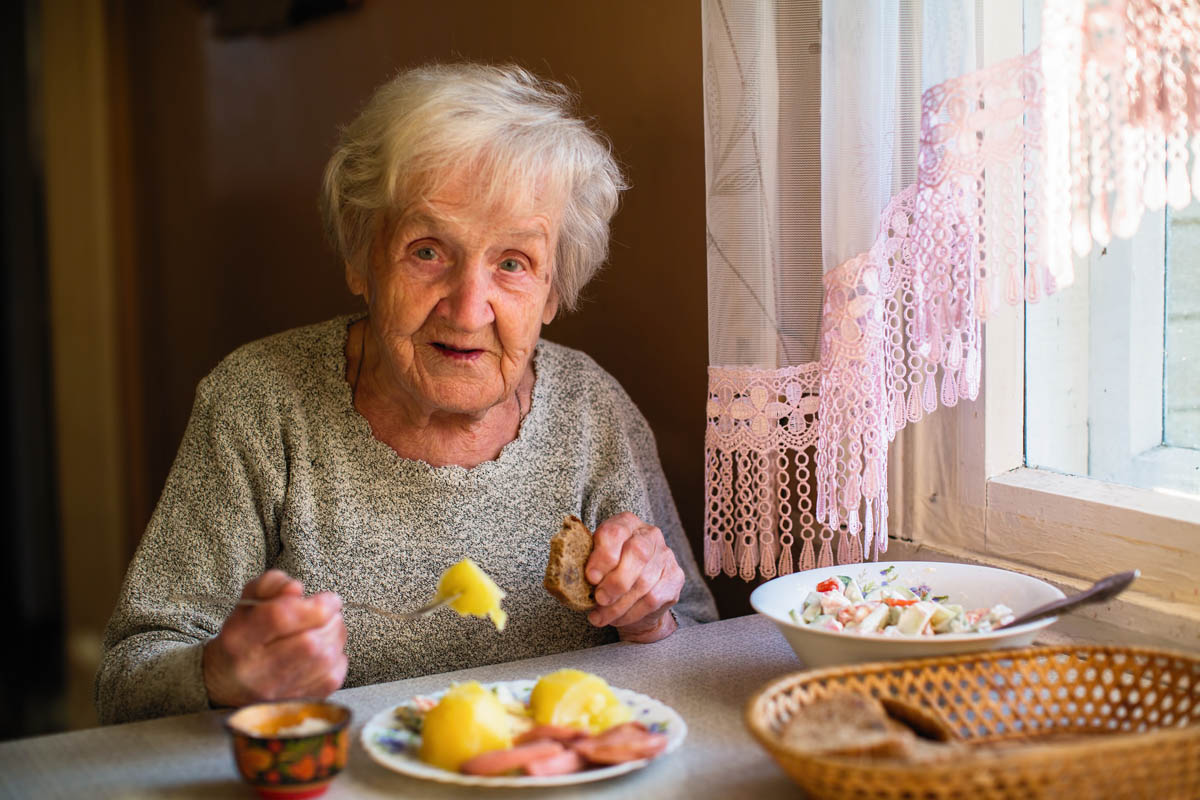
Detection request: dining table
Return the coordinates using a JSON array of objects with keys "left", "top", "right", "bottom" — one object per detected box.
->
[{"left": 0, "top": 614, "right": 808, "bottom": 799}]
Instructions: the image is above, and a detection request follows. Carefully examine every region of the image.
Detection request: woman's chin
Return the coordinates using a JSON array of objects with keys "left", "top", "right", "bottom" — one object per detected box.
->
[{"left": 419, "top": 383, "right": 508, "bottom": 419}]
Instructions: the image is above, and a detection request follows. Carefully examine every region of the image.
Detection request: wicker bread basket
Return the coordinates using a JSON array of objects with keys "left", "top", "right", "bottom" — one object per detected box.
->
[{"left": 746, "top": 644, "right": 1200, "bottom": 800}]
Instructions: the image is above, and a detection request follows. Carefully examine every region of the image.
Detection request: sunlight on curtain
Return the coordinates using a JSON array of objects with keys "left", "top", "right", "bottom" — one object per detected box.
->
[{"left": 704, "top": 0, "right": 1200, "bottom": 580}]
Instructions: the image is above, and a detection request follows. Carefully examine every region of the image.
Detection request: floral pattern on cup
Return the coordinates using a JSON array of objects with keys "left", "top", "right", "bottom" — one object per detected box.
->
[
  {"left": 233, "top": 731, "right": 348, "bottom": 785},
  {"left": 226, "top": 700, "right": 352, "bottom": 795}
]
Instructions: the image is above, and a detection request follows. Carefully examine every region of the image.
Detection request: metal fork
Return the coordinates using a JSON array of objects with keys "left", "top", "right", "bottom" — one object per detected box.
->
[{"left": 170, "top": 592, "right": 460, "bottom": 624}]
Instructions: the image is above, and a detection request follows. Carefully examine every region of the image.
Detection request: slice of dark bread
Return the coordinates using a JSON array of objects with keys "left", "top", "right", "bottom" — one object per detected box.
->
[
  {"left": 878, "top": 696, "right": 955, "bottom": 742},
  {"left": 779, "top": 693, "right": 915, "bottom": 759},
  {"left": 543, "top": 515, "right": 596, "bottom": 612}
]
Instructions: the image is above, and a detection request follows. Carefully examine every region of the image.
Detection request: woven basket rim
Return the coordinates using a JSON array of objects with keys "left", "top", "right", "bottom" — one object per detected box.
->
[{"left": 745, "top": 643, "right": 1200, "bottom": 778}]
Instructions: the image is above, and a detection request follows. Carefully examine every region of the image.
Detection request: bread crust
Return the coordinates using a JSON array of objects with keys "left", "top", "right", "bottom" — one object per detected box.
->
[
  {"left": 544, "top": 515, "right": 596, "bottom": 612},
  {"left": 779, "top": 693, "right": 965, "bottom": 763},
  {"left": 780, "top": 693, "right": 912, "bottom": 759}
]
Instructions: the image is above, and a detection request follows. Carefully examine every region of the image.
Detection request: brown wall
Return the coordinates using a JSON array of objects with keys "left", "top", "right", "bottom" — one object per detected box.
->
[{"left": 115, "top": 0, "right": 756, "bottom": 619}]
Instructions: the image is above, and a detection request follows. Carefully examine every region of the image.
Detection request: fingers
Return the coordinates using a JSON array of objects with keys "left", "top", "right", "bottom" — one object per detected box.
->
[
  {"left": 230, "top": 590, "right": 343, "bottom": 647},
  {"left": 267, "top": 592, "right": 343, "bottom": 643},
  {"left": 586, "top": 513, "right": 684, "bottom": 632},
  {"left": 609, "top": 558, "right": 683, "bottom": 629},
  {"left": 261, "top": 611, "right": 349, "bottom": 698},
  {"left": 586, "top": 512, "right": 642, "bottom": 585},
  {"left": 599, "top": 553, "right": 684, "bottom": 630},
  {"left": 204, "top": 572, "right": 348, "bottom": 707},
  {"left": 243, "top": 569, "right": 303, "bottom": 601},
  {"left": 599, "top": 552, "right": 666, "bottom": 627},
  {"left": 594, "top": 528, "right": 659, "bottom": 606},
  {"left": 207, "top": 602, "right": 348, "bottom": 706}
]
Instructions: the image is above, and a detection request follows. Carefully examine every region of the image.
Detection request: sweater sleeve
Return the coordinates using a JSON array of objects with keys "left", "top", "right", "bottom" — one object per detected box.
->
[
  {"left": 581, "top": 382, "right": 719, "bottom": 630},
  {"left": 95, "top": 371, "right": 286, "bottom": 724}
]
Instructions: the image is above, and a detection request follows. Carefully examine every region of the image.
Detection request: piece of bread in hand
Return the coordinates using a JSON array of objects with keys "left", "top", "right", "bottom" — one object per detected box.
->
[{"left": 544, "top": 515, "right": 596, "bottom": 612}]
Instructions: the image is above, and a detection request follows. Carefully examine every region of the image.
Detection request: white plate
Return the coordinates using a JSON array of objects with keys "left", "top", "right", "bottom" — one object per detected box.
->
[
  {"left": 751, "top": 561, "right": 1067, "bottom": 667},
  {"left": 360, "top": 679, "right": 687, "bottom": 788}
]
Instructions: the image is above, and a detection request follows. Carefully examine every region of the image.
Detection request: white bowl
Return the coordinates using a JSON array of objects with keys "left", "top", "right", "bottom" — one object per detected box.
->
[{"left": 750, "top": 561, "right": 1066, "bottom": 668}]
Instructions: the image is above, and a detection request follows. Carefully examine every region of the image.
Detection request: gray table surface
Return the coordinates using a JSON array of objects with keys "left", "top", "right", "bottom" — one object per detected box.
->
[{"left": 0, "top": 614, "right": 806, "bottom": 799}]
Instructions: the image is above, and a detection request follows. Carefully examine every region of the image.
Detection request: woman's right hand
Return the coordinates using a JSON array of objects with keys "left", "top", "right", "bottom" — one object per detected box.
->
[{"left": 202, "top": 569, "right": 348, "bottom": 708}]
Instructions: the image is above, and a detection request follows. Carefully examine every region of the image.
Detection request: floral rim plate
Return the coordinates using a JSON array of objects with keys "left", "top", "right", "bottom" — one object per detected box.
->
[{"left": 360, "top": 679, "right": 687, "bottom": 788}]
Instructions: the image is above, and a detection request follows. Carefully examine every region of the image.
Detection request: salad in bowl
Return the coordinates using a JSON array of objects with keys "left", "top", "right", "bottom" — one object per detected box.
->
[
  {"left": 752, "top": 561, "right": 1065, "bottom": 667},
  {"left": 790, "top": 564, "right": 1015, "bottom": 636}
]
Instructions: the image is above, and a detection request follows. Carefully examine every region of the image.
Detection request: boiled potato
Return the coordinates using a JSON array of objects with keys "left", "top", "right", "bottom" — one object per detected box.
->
[
  {"left": 529, "top": 669, "right": 632, "bottom": 734},
  {"left": 418, "top": 682, "right": 514, "bottom": 771},
  {"left": 435, "top": 558, "right": 508, "bottom": 631}
]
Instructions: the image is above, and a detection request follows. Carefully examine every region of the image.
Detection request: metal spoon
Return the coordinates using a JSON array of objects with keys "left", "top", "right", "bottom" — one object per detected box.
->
[
  {"left": 171, "top": 592, "right": 460, "bottom": 624},
  {"left": 995, "top": 570, "right": 1139, "bottom": 630}
]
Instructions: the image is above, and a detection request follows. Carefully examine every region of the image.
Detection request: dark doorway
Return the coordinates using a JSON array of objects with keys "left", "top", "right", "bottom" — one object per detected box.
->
[{"left": 1, "top": 0, "right": 66, "bottom": 740}]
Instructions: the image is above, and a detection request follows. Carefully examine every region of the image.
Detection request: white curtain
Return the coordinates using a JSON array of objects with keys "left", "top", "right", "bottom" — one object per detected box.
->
[
  {"left": 703, "top": 0, "right": 825, "bottom": 579},
  {"left": 704, "top": 0, "right": 1200, "bottom": 579}
]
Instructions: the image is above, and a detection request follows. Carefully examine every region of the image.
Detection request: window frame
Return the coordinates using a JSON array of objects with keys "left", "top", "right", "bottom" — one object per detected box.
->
[
  {"left": 888, "top": 283, "right": 1200, "bottom": 647},
  {"left": 884, "top": 0, "right": 1200, "bottom": 648},
  {"left": 1025, "top": 207, "right": 1200, "bottom": 496}
]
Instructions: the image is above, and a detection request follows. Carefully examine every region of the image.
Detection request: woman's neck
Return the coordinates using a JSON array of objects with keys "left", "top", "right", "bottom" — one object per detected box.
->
[{"left": 345, "top": 319, "right": 534, "bottom": 468}]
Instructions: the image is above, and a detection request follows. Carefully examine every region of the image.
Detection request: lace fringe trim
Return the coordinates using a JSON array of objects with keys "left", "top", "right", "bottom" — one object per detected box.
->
[
  {"left": 704, "top": 0, "right": 1200, "bottom": 578},
  {"left": 704, "top": 363, "right": 872, "bottom": 580}
]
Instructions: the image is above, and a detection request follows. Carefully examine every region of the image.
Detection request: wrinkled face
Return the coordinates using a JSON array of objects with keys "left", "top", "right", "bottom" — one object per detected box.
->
[{"left": 348, "top": 174, "right": 561, "bottom": 419}]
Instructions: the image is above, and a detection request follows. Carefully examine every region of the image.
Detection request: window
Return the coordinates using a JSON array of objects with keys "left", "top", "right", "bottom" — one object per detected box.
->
[
  {"left": 1166, "top": 202, "right": 1200, "bottom": 451},
  {"left": 887, "top": 0, "right": 1200, "bottom": 646},
  {"left": 1026, "top": 205, "right": 1200, "bottom": 497}
]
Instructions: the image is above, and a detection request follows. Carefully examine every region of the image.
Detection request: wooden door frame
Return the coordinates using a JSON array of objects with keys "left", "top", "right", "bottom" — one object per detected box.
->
[{"left": 41, "top": 0, "right": 139, "bottom": 730}]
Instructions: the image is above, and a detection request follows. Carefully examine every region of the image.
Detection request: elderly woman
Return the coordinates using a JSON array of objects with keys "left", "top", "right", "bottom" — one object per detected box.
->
[{"left": 97, "top": 63, "right": 718, "bottom": 724}]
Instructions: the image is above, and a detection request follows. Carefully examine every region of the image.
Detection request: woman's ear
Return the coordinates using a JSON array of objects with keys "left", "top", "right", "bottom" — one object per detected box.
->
[
  {"left": 542, "top": 288, "right": 560, "bottom": 325},
  {"left": 345, "top": 261, "right": 368, "bottom": 300}
]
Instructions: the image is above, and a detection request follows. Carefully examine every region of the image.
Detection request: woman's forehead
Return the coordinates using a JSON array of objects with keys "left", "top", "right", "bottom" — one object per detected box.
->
[
  {"left": 400, "top": 208, "right": 553, "bottom": 245},
  {"left": 400, "top": 172, "right": 563, "bottom": 235}
]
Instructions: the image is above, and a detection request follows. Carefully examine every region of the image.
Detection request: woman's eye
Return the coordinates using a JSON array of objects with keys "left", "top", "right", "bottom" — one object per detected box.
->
[
  {"left": 499, "top": 258, "right": 525, "bottom": 273},
  {"left": 414, "top": 246, "right": 437, "bottom": 261}
]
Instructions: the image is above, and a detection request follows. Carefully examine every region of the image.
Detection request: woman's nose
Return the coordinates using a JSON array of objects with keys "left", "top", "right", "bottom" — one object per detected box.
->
[{"left": 437, "top": 260, "right": 495, "bottom": 330}]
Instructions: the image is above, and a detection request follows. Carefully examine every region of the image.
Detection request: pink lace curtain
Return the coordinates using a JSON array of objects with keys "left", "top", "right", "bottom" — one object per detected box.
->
[{"left": 703, "top": 0, "right": 1200, "bottom": 580}]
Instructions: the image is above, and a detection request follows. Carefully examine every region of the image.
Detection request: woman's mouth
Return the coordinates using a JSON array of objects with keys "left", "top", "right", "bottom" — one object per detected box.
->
[{"left": 432, "top": 342, "right": 484, "bottom": 361}]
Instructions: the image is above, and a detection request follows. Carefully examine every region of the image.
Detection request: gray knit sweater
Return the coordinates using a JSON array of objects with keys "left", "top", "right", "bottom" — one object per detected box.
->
[{"left": 96, "top": 316, "right": 718, "bottom": 724}]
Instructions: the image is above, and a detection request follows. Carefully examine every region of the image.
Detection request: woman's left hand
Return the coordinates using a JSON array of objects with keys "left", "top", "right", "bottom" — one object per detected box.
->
[{"left": 585, "top": 512, "right": 684, "bottom": 643}]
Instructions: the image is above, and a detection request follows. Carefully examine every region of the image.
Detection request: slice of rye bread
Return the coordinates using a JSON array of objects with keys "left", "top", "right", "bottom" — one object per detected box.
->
[
  {"left": 878, "top": 696, "right": 955, "bottom": 742},
  {"left": 779, "top": 693, "right": 917, "bottom": 759},
  {"left": 544, "top": 515, "right": 596, "bottom": 612}
]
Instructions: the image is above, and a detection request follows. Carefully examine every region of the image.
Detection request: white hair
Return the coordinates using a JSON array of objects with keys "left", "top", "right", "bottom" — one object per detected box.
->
[{"left": 320, "top": 63, "right": 628, "bottom": 311}]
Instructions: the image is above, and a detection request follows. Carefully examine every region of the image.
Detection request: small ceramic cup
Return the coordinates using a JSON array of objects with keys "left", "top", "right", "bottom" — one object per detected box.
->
[{"left": 225, "top": 699, "right": 352, "bottom": 799}]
